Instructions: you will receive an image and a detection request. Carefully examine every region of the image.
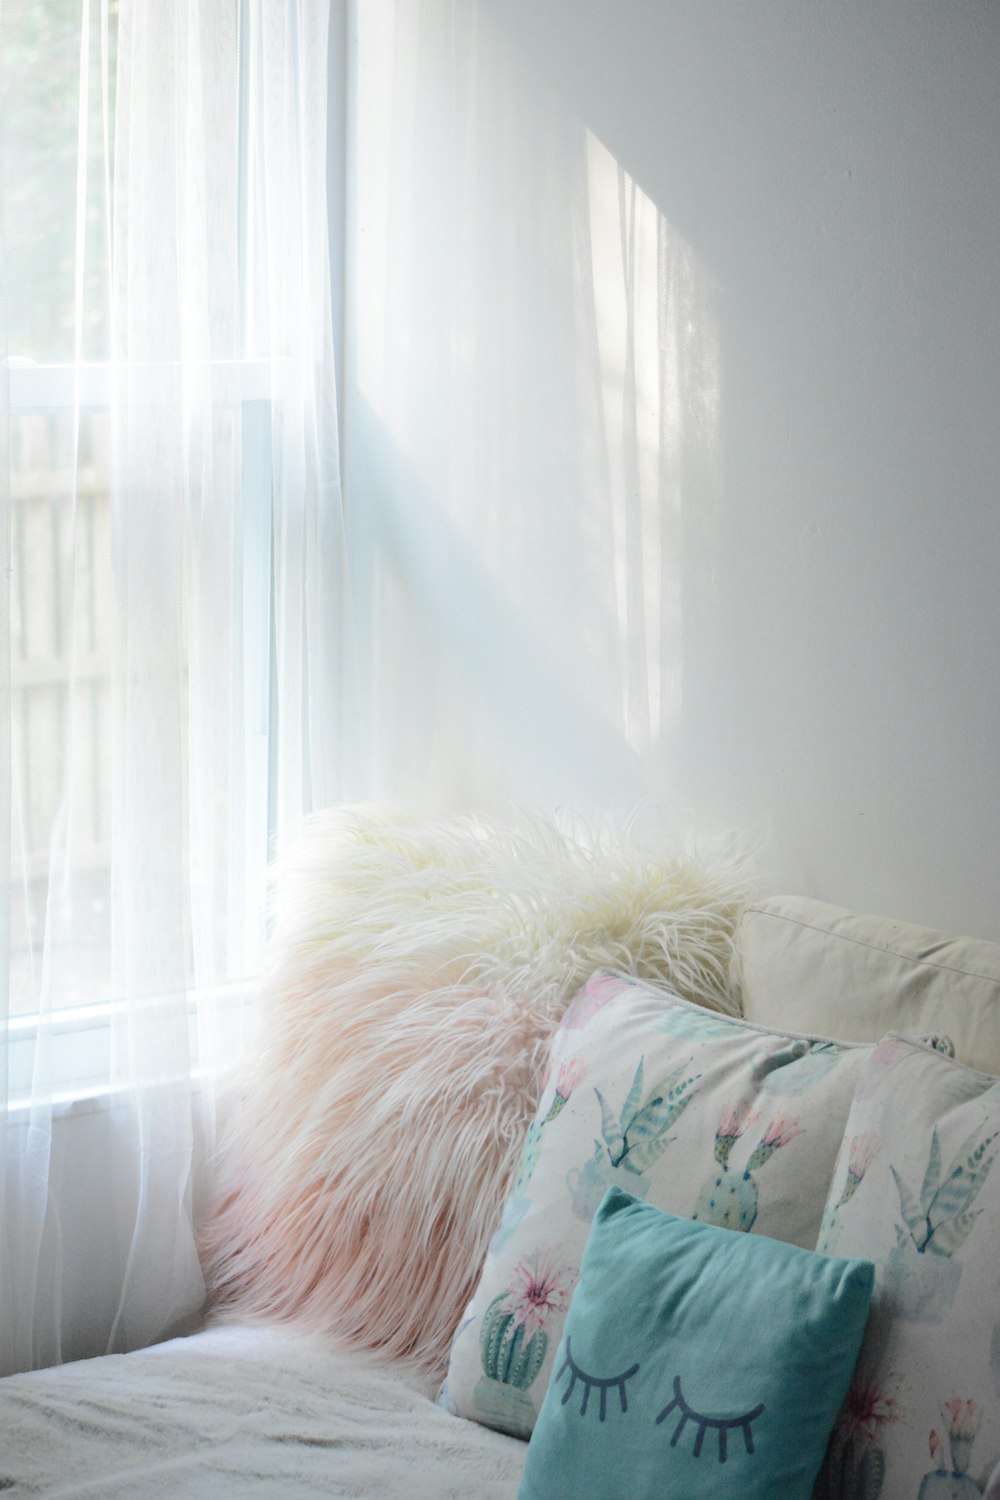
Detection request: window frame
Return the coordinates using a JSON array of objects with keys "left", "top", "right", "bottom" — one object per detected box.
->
[{"left": 5, "top": 356, "right": 276, "bottom": 1111}]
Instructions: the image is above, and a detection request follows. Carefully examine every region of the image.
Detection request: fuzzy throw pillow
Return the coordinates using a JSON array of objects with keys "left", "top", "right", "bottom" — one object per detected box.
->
[{"left": 200, "top": 805, "right": 755, "bottom": 1376}]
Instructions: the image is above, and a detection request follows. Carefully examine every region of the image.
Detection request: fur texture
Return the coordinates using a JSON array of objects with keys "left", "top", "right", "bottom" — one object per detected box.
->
[{"left": 201, "top": 805, "right": 756, "bottom": 1376}]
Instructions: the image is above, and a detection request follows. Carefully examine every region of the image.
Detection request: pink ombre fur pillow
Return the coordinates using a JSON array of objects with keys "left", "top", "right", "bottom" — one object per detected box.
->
[{"left": 201, "top": 805, "right": 755, "bottom": 1377}]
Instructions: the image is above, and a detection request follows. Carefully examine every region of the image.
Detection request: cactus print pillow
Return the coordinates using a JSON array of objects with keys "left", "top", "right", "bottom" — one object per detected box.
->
[
  {"left": 518, "top": 1188, "right": 874, "bottom": 1500},
  {"left": 442, "top": 970, "right": 891, "bottom": 1440},
  {"left": 814, "top": 1036, "right": 1000, "bottom": 1499}
]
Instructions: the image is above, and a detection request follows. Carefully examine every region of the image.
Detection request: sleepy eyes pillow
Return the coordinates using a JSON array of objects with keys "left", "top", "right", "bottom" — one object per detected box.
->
[
  {"left": 442, "top": 969, "right": 902, "bottom": 1439},
  {"left": 517, "top": 1188, "right": 874, "bottom": 1500}
]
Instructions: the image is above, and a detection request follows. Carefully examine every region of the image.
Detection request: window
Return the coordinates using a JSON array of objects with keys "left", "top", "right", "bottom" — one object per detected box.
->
[{"left": 0, "top": 0, "right": 306, "bottom": 1106}]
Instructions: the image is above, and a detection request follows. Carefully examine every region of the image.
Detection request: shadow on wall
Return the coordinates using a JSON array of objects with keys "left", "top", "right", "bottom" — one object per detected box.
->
[
  {"left": 347, "top": 395, "right": 647, "bottom": 810},
  {"left": 348, "top": 0, "right": 722, "bottom": 820}
]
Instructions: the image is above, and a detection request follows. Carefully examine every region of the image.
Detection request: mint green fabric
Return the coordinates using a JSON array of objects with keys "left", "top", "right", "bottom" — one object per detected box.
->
[{"left": 518, "top": 1189, "right": 874, "bottom": 1500}]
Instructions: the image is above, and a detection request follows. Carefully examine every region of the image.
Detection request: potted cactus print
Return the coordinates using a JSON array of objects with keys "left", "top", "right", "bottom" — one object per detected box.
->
[
  {"left": 566, "top": 1056, "right": 699, "bottom": 1221},
  {"left": 834, "top": 1439, "right": 886, "bottom": 1500},
  {"left": 884, "top": 1123, "right": 998, "bottom": 1322},
  {"left": 918, "top": 1401, "right": 990, "bottom": 1498},
  {"left": 692, "top": 1105, "right": 802, "bottom": 1234},
  {"left": 473, "top": 1250, "right": 570, "bottom": 1437},
  {"left": 816, "top": 1370, "right": 902, "bottom": 1500}
]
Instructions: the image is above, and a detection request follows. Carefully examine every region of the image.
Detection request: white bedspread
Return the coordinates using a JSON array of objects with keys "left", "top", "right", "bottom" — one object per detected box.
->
[{"left": 0, "top": 1325, "right": 526, "bottom": 1498}]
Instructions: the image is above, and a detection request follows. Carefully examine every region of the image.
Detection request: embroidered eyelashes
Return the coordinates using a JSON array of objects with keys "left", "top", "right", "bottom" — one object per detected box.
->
[
  {"left": 556, "top": 1348, "right": 765, "bottom": 1463},
  {"left": 556, "top": 1338, "right": 640, "bottom": 1420},
  {"left": 656, "top": 1375, "right": 765, "bottom": 1462}
]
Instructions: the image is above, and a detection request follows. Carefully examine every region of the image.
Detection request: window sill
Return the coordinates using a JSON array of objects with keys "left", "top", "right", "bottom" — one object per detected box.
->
[
  {"left": 3, "top": 980, "right": 254, "bottom": 1116},
  {"left": 5, "top": 357, "right": 275, "bottom": 409}
]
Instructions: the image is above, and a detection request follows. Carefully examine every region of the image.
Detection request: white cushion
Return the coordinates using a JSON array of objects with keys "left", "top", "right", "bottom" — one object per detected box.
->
[{"left": 734, "top": 896, "right": 1000, "bottom": 1073}]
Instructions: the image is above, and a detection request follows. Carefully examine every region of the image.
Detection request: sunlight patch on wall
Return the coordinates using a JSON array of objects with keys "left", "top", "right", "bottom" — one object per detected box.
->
[
  {"left": 581, "top": 129, "right": 720, "bottom": 760},
  {"left": 347, "top": 0, "right": 722, "bottom": 811}
]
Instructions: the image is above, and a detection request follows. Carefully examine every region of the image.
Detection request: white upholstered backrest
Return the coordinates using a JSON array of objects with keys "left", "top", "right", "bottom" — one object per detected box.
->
[{"left": 734, "top": 895, "right": 1000, "bottom": 1074}]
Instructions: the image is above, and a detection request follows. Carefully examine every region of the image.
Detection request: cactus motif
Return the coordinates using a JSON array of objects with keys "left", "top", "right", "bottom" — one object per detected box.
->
[
  {"left": 693, "top": 1108, "right": 802, "bottom": 1234},
  {"left": 816, "top": 1370, "right": 902, "bottom": 1500},
  {"left": 566, "top": 1056, "right": 700, "bottom": 1220},
  {"left": 835, "top": 1438, "right": 886, "bottom": 1500},
  {"left": 490, "top": 1123, "right": 543, "bottom": 1253},
  {"left": 543, "top": 1058, "right": 586, "bottom": 1124},
  {"left": 818, "top": 1132, "right": 880, "bottom": 1253},
  {"left": 918, "top": 1401, "right": 989, "bottom": 1498},
  {"left": 479, "top": 1292, "right": 549, "bottom": 1386},
  {"left": 490, "top": 1060, "right": 585, "bottom": 1253},
  {"left": 884, "top": 1123, "right": 997, "bottom": 1321},
  {"left": 474, "top": 1252, "right": 569, "bottom": 1438},
  {"left": 761, "top": 1040, "right": 842, "bottom": 1097}
]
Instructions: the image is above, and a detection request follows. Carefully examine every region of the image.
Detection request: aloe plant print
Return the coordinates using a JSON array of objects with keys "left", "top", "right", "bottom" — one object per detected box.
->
[
  {"left": 918, "top": 1401, "right": 991, "bottom": 1498},
  {"left": 567, "top": 1056, "right": 699, "bottom": 1220},
  {"left": 693, "top": 1107, "right": 803, "bottom": 1234},
  {"left": 884, "top": 1122, "right": 998, "bottom": 1320},
  {"left": 597, "top": 1056, "right": 700, "bottom": 1172},
  {"left": 894, "top": 1124, "right": 997, "bottom": 1256}
]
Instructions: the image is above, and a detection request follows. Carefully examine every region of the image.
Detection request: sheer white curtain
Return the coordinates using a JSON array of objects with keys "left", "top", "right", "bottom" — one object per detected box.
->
[
  {"left": 0, "top": 0, "right": 348, "bottom": 1374},
  {"left": 346, "top": 0, "right": 721, "bottom": 820}
]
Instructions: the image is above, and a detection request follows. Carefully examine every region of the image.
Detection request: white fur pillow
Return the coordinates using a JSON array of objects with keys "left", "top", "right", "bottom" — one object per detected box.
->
[{"left": 201, "top": 805, "right": 755, "bottom": 1376}]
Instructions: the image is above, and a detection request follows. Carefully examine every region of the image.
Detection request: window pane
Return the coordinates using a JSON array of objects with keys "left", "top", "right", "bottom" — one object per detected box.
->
[
  {"left": 1, "top": 0, "right": 118, "bottom": 361},
  {"left": 9, "top": 409, "right": 112, "bottom": 1014}
]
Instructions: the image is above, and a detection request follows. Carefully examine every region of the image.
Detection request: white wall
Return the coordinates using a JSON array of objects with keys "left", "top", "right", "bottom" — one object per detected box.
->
[{"left": 345, "top": 1, "right": 1000, "bottom": 941}]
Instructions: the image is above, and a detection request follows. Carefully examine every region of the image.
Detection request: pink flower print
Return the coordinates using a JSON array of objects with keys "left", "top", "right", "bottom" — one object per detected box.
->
[
  {"left": 835, "top": 1131, "right": 881, "bottom": 1209},
  {"left": 761, "top": 1118, "right": 803, "bottom": 1150},
  {"left": 855, "top": 1036, "right": 916, "bottom": 1101},
  {"left": 713, "top": 1097, "right": 758, "bottom": 1167},
  {"left": 509, "top": 1249, "right": 572, "bottom": 1343},
  {"left": 849, "top": 1131, "right": 879, "bottom": 1179},
  {"left": 718, "top": 1101, "right": 753, "bottom": 1140},
  {"left": 929, "top": 1430, "right": 941, "bottom": 1465},
  {"left": 837, "top": 1372, "right": 904, "bottom": 1447},
  {"left": 941, "top": 1398, "right": 981, "bottom": 1441},
  {"left": 559, "top": 972, "right": 626, "bottom": 1032},
  {"left": 544, "top": 1058, "right": 586, "bottom": 1123},
  {"left": 941, "top": 1398, "right": 982, "bottom": 1477},
  {"left": 746, "top": 1116, "right": 803, "bottom": 1173}
]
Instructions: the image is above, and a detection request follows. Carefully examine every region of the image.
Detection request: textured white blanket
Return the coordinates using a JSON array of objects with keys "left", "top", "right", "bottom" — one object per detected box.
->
[{"left": 0, "top": 1326, "right": 526, "bottom": 1498}]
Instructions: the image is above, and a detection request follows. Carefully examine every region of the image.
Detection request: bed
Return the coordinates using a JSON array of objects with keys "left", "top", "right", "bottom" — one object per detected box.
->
[
  {"left": 3, "top": 810, "right": 1000, "bottom": 1499},
  {"left": 0, "top": 1325, "right": 525, "bottom": 1498}
]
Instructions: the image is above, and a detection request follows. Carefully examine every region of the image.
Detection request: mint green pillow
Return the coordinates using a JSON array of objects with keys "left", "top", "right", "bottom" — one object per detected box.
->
[{"left": 517, "top": 1188, "right": 874, "bottom": 1500}]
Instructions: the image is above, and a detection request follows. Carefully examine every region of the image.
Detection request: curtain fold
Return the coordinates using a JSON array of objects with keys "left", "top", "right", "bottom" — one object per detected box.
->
[{"left": 0, "top": 0, "right": 348, "bottom": 1374}]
